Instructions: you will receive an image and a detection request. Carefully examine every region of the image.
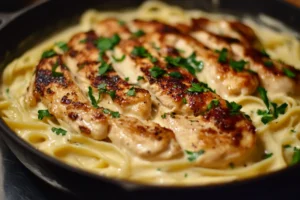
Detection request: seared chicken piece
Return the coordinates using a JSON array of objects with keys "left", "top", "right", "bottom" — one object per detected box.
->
[
  {"left": 27, "top": 55, "right": 182, "bottom": 160},
  {"left": 131, "top": 20, "right": 259, "bottom": 98},
  {"left": 187, "top": 18, "right": 300, "bottom": 97},
  {"left": 91, "top": 19, "right": 257, "bottom": 167},
  {"left": 65, "top": 30, "right": 152, "bottom": 120}
]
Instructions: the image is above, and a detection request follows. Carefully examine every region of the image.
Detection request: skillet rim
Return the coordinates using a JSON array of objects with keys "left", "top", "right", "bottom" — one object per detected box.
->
[{"left": 0, "top": 0, "right": 300, "bottom": 192}]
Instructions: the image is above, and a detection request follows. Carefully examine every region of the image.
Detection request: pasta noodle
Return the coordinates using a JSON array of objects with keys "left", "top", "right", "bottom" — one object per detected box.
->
[{"left": 1, "top": 1, "right": 300, "bottom": 186}]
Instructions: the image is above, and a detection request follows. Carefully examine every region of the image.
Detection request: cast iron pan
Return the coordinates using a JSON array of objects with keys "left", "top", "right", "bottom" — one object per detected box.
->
[{"left": 0, "top": 0, "right": 299, "bottom": 199}]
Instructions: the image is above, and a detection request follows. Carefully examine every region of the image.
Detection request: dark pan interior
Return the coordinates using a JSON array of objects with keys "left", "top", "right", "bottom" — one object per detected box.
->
[{"left": 0, "top": 0, "right": 300, "bottom": 199}]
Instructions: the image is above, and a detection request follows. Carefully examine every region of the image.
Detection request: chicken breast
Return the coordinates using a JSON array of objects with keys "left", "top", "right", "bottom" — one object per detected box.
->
[
  {"left": 91, "top": 19, "right": 257, "bottom": 167},
  {"left": 26, "top": 55, "right": 182, "bottom": 160},
  {"left": 131, "top": 20, "right": 259, "bottom": 98},
  {"left": 188, "top": 18, "right": 300, "bottom": 97},
  {"left": 65, "top": 30, "right": 152, "bottom": 120}
]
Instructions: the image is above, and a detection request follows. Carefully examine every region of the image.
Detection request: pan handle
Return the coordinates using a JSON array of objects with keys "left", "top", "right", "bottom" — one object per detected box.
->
[{"left": 0, "top": 0, "right": 47, "bottom": 29}]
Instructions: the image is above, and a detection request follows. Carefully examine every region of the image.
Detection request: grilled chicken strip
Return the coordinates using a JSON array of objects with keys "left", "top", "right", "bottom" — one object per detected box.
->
[
  {"left": 65, "top": 30, "right": 152, "bottom": 120},
  {"left": 26, "top": 55, "right": 182, "bottom": 160},
  {"left": 187, "top": 18, "right": 300, "bottom": 97},
  {"left": 92, "top": 19, "right": 257, "bottom": 167},
  {"left": 131, "top": 20, "right": 259, "bottom": 98}
]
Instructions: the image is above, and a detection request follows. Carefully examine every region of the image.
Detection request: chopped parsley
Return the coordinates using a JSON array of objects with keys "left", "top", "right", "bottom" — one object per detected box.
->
[
  {"left": 41, "top": 49, "right": 56, "bottom": 59},
  {"left": 263, "top": 152, "right": 273, "bottom": 159},
  {"left": 283, "top": 144, "right": 291, "bottom": 149},
  {"left": 169, "top": 71, "right": 182, "bottom": 79},
  {"left": 112, "top": 55, "right": 126, "bottom": 62},
  {"left": 131, "top": 46, "right": 157, "bottom": 63},
  {"left": 283, "top": 68, "right": 296, "bottom": 78},
  {"left": 291, "top": 129, "right": 296, "bottom": 133},
  {"left": 98, "top": 62, "right": 112, "bottom": 76},
  {"left": 79, "top": 38, "right": 87, "bottom": 43},
  {"left": 257, "top": 87, "right": 288, "bottom": 124},
  {"left": 51, "top": 62, "right": 63, "bottom": 77},
  {"left": 290, "top": 147, "right": 300, "bottom": 166},
  {"left": 125, "top": 77, "right": 129, "bottom": 82},
  {"left": 132, "top": 30, "right": 145, "bottom": 37},
  {"left": 215, "top": 48, "right": 228, "bottom": 63},
  {"left": 184, "top": 173, "right": 188, "bottom": 178},
  {"left": 51, "top": 127, "right": 67, "bottom": 136},
  {"left": 182, "top": 97, "right": 187, "bottom": 104},
  {"left": 260, "top": 49, "right": 270, "bottom": 58},
  {"left": 264, "top": 60, "right": 273, "bottom": 67},
  {"left": 176, "top": 48, "right": 185, "bottom": 53},
  {"left": 5, "top": 88, "right": 9, "bottom": 95},
  {"left": 151, "top": 42, "right": 160, "bottom": 51},
  {"left": 118, "top": 20, "right": 126, "bottom": 26},
  {"left": 229, "top": 60, "right": 248, "bottom": 72},
  {"left": 207, "top": 99, "right": 220, "bottom": 111},
  {"left": 103, "top": 108, "right": 120, "bottom": 118},
  {"left": 137, "top": 76, "right": 144, "bottom": 81},
  {"left": 88, "top": 86, "right": 99, "bottom": 108},
  {"left": 187, "top": 82, "right": 214, "bottom": 93},
  {"left": 55, "top": 41, "right": 69, "bottom": 52},
  {"left": 149, "top": 66, "right": 166, "bottom": 78},
  {"left": 161, "top": 113, "right": 167, "bottom": 119},
  {"left": 185, "top": 150, "right": 205, "bottom": 162},
  {"left": 95, "top": 34, "right": 120, "bottom": 52},
  {"left": 126, "top": 87, "right": 136, "bottom": 96},
  {"left": 226, "top": 101, "right": 242, "bottom": 115},
  {"left": 165, "top": 52, "right": 204, "bottom": 75},
  {"left": 97, "top": 83, "right": 116, "bottom": 100},
  {"left": 229, "top": 163, "right": 235, "bottom": 169},
  {"left": 38, "top": 110, "right": 52, "bottom": 120}
]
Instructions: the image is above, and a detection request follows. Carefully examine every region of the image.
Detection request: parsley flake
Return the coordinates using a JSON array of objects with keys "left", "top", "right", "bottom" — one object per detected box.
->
[
  {"left": 187, "top": 82, "right": 214, "bottom": 93},
  {"left": 118, "top": 20, "right": 126, "bottom": 26},
  {"left": 283, "top": 144, "right": 291, "bottom": 149},
  {"left": 185, "top": 150, "right": 205, "bottom": 162},
  {"left": 132, "top": 30, "right": 145, "bottom": 38},
  {"left": 161, "top": 113, "right": 167, "bottom": 119},
  {"left": 98, "top": 62, "right": 112, "bottom": 76},
  {"left": 207, "top": 99, "right": 220, "bottom": 111},
  {"left": 263, "top": 152, "right": 273, "bottom": 159},
  {"left": 169, "top": 71, "right": 182, "bottom": 79},
  {"left": 283, "top": 68, "right": 296, "bottom": 78},
  {"left": 131, "top": 46, "right": 157, "bottom": 63},
  {"left": 55, "top": 41, "right": 69, "bottom": 52},
  {"left": 149, "top": 66, "right": 166, "bottom": 78},
  {"left": 229, "top": 60, "right": 248, "bottom": 72},
  {"left": 41, "top": 49, "right": 56, "bottom": 59},
  {"left": 95, "top": 34, "right": 120, "bottom": 52},
  {"left": 182, "top": 97, "right": 187, "bottom": 104},
  {"left": 88, "top": 86, "right": 99, "bottom": 108},
  {"left": 112, "top": 55, "right": 126, "bottom": 62},
  {"left": 215, "top": 48, "right": 228, "bottom": 63},
  {"left": 226, "top": 101, "right": 242, "bottom": 115},
  {"left": 137, "top": 76, "right": 144, "bottom": 81},
  {"left": 290, "top": 147, "right": 300, "bottom": 166},
  {"left": 51, "top": 62, "right": 63, "bottom": 77},
  {"left": 127, "top": 87, "right": 136, "bottom": 96},
  {"left": 38, "top": 110, "right": 52, "bottom": 120},
  {"left": 103, "top": 108, "right": 120, "bottom": 118},
  {"left": 51, "top": 127, "right": 67, "bottom": 136},
  {"left": 264, "top": 60, "right": 273, "bottom": 67},
  {"left": 260, "top": 49, "right": 270, "bottom": 58},
  {"left": 125, "top": 77, "right": 129, "bottom": 82}
]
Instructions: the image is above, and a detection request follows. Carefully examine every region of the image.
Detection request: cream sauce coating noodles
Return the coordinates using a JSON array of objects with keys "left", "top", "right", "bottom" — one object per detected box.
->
[{"left": 1, "top": 1, "right": 300, "bottom": 185}]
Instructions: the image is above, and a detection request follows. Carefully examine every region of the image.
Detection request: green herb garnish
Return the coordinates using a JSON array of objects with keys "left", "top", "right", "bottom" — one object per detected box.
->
[
  {"left": 161, "top": 113, "right": 167, "bottom": 119},
  {"left": 88, "top": 86, "right": 99, "bottom": 108},
  {"left": 182, "top": 97, "right": 187, "bottom": 104},
  {"left": 38, "top": 110, "right": 52, "bottom": 120},
  {"left": 127, "top": 87, "right": 136, "bottom": 96},
  {"left": 185, "top": 150, "right": 205, "bottom": 162},
  {"left": 207, "top": 99, "right": 220, "bottom": 111},
  {"left": 264, "top": 60, "right": 273, "bottom": 67},
  {"left": 103, "top": 108, "right": 120, "bottom": 118},
  {"left": 229, "top": 60, "right": 248, "bottom": 72},
  {"left": 169, "top": 71, "right": 182, "bottom": 79},
  {"left": 51, "top": 62, "right": 63, "bottom": 77},
  {"left": 149, "top": 66, "right": 166, "bottom": 78},
  {"left": 215, "top": 48, "right": 228, "bottom": 63},
  {"left": 187, "top": 82, "right": 214, "bottom": 93},
  {"left": 137, "top": 76, "right": 144, "bottom": 81},
  {"left": 55, "top": 41, "right": 69, "bottom": 52},
  {"left": 283, "top": 144, "right": 291, "bottom": 149},
  {"left": 98, "top": 62, "right": 112, "bottom": 76},
  {"left": 118, "top": 20, "right": 126, "bottom": 26},
  {"left": 95, "top": 34, "right": 120, "bottom": 52},
  {"left": 226, "top": 101, "right": 242, "bottom": 115},
  {"left": 257, "top": 87, "right": 288, "bottom": 124},
  {"left": 283, "top": 68, "right": 296, "bottom": 78},
  {"left": 290, "top": 147, "right": 300, "bottom": 166},
  {"left": 131, "top": 46, "right": 157, "bottom": 63},
  {"left": 263, "top": 152, "right": 273, "bottom": 159},
  {"left": 112, "top": 55, "right": 126, "bottom": 62},
  {"left": 51, "top": 127, "right": 67, "bottom": 136},
  {"left": 41, "top": 49, "right": 56, "bottom": 59},
  {"left": 261, "top": 49, "right": 270, "bottom": 58},
  {"left": 132, "top": 30, "right": 145, "bottom": 37}
]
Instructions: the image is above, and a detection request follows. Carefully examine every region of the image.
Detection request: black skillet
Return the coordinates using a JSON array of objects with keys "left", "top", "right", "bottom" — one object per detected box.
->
[{"left": 0, "top": 0, "right": 299, "bottom": 199}]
